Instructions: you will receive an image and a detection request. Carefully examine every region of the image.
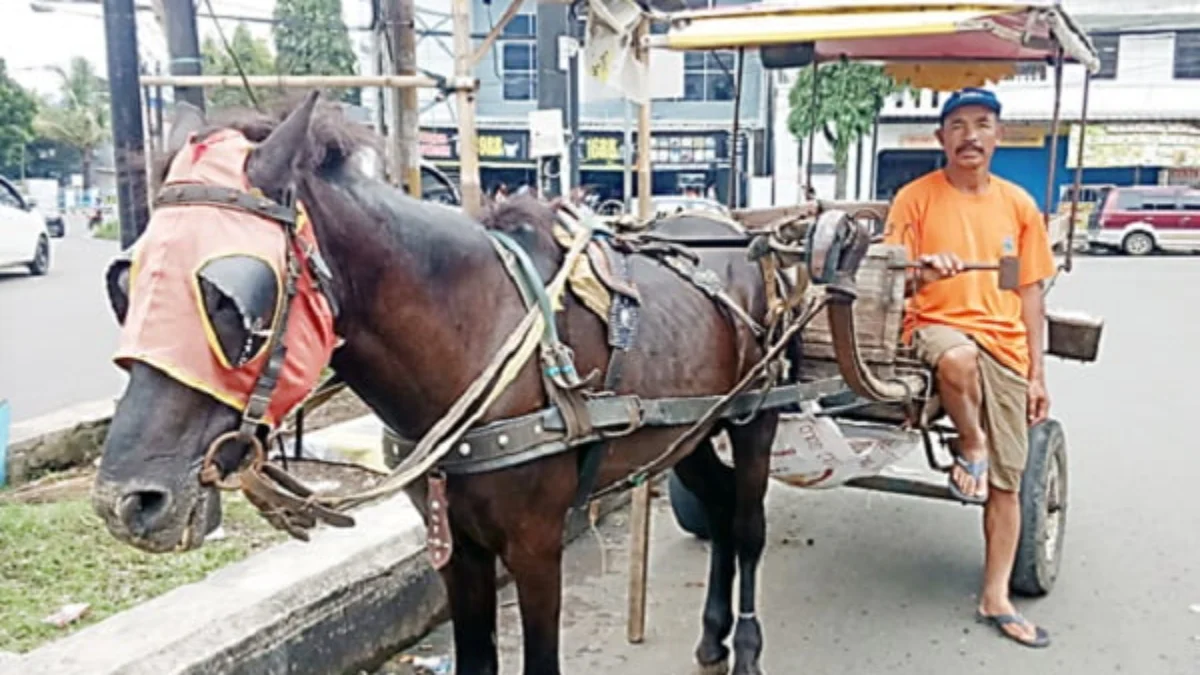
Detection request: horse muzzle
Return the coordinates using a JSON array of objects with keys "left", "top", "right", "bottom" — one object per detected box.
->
[{"left": 92, "top": 471, "right": 222, "bottom": 553}]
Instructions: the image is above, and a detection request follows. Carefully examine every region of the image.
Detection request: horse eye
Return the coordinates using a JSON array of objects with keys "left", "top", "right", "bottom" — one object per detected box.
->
[{"left": 196, "top": 256, "right": 280, "bottom": 368}]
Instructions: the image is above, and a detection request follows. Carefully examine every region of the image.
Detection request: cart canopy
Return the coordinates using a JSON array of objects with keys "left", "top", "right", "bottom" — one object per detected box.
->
[{"left": 647, "top": 1, "right": 1099, "bottom": 89}]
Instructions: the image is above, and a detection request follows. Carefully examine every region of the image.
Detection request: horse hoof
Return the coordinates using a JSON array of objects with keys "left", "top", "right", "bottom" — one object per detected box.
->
[
  {"left": 732, "top": 664, "right": 764, "bottom": 675},
  {"left": 696, "top": 660, "right": 730, "bottom": 675}
]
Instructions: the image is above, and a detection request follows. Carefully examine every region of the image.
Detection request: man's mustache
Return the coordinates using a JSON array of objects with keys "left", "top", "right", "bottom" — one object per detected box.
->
[{"left": 956, "top": 142, "right": 984, "bottom": 155}]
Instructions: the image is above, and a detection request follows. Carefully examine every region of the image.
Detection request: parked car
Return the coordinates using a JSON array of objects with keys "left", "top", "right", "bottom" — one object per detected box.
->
[
  {"left": 0, "top": 176, "right": 51, "bottom": 275},
  {"left": 1087, "top": 185, "right": 1200, "bottom": 256}
]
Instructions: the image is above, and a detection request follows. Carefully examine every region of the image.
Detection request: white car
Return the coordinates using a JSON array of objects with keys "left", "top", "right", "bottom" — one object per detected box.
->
[{"left": 0, "top": 176, "right": 51, "bottom": 276}]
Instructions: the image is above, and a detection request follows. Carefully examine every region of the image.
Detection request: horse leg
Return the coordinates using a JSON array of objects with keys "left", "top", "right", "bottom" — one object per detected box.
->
[
  {"left": 726, "top": 416, "right": 776, "bottom": 675},
  {"left": 674, "top": 438, "right": 738, "bottom": 673},
  {"left": 442, "top": 530, "right": 500, "bottom": 674},
  {"left": 501, "top": 508, "right": 568, "bottom": 675}
]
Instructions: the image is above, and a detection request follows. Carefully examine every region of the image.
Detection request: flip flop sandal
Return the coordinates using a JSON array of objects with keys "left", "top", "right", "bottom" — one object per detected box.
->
[
  {"left": 975, "top": 611, "right": 1051, "bottom": 649},
  {"left": 948, "top": 454, "right": 989, "bottom": 504}
]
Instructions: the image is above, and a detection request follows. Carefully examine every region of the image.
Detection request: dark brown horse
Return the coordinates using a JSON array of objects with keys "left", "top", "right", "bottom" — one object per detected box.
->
[{"left": 92, "top": 94, "right": 788, "bottom": 675}]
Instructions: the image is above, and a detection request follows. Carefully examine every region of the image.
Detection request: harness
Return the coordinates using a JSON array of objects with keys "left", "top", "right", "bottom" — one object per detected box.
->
[{"left": 156, "top": 177, "right": 833, "bottom": 549}]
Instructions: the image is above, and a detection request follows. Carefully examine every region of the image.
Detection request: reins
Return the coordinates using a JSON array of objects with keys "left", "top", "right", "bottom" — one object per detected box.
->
[{"left": 187, "top": 183, "right": 597, "bottom": 534}]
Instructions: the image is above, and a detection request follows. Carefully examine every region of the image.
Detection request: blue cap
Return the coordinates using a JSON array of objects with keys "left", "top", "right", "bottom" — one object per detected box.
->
[{"left": 940, "top": 87, "right": 1002, "bottom": 124}]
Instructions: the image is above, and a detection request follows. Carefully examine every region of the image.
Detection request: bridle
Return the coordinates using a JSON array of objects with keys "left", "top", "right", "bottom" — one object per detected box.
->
[{"left": 152, "top": 181, "right": 339, "bottom": 486}]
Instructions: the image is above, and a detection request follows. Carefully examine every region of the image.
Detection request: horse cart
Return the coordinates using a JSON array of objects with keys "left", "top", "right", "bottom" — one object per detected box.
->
[
  {"left": 92, "top": 1, "right": 1104, "bottom": 672},
  {"left": 635, "top": 0, "right": 1106, "bottom": 599}
]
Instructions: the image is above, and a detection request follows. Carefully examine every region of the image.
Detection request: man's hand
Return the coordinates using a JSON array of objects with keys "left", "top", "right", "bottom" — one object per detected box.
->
[
  {"left": 1027, "top": 376, "right": 1050, "bottom": 426},
  {"left": 917, "top": 252, "right": 965, "bottom": 284}
]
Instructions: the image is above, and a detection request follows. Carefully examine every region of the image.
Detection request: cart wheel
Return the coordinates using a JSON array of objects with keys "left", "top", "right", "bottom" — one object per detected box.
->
[
  {"left": 1010, "top": 418, "right": 1068, "bottom": 597},
  {"left": 668, "top": 470, "right": 711, "bottom": 540}
]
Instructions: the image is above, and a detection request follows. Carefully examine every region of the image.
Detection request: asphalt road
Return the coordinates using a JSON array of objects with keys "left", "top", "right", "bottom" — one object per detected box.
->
[
  {"left": 0, "top": 221, "right": 124, "bottom": 422},
  {"left": 385, "top": 254, "right": 1200, "bottom": 675}
]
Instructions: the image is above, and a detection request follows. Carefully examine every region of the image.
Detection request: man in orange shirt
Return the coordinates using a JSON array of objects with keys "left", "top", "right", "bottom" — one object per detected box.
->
[{"left": 884, "top": 88, "right": 1056, "bottom": 648}]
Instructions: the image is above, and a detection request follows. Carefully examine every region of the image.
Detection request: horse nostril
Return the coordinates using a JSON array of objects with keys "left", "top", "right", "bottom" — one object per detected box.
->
[{"left": 117, "top": 489, "right": 172, "bottom": 537}]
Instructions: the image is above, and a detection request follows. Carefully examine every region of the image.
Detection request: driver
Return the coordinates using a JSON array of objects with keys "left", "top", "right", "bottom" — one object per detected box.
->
[{"left": 883, "top": 88, "right": 1056, "bottom": 649}]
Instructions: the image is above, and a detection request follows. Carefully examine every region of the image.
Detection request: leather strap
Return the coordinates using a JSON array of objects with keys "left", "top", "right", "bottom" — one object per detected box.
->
[
  {"left": 382, "top": 378, "right": 846, "bottom": 476},
  {"left": 156, "top": 183, "right": 298, "bottom": 225}
]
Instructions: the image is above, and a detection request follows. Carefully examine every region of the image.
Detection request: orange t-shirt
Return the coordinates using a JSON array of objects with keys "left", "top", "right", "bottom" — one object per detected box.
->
[{"left": 883, "top": 170, "right": 1056, "bottom": 376}]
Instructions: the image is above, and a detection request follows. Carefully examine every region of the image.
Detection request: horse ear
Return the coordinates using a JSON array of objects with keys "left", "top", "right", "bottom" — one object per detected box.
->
[
  {"left": 166, "top": 101, "right": 206, "bottom": 154},
  {"left": 246, "top": 91, "right": 320, "bottom": 196}
]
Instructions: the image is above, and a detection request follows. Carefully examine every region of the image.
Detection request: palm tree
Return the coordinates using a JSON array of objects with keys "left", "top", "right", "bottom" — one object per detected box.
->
[{"left": 33, "top": 57, "right": 109, "bottom": 190}]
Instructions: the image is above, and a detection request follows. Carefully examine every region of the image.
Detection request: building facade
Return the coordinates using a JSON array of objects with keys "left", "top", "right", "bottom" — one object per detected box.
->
[
  {"left": 356, "top": 0, "right": 771, "bottom": 205},
  {"left": 775, "top": 0, "right": 1200, "bottom": 210}
]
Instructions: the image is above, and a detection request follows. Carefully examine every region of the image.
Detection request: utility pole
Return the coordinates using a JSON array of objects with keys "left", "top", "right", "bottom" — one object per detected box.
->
[
  {"left": 162, "top": 0, "right": 205, "bottom": 112},
  {"left": 103, "top": 0, "right": 150, "bottom": 248},
  {"left": 536, "top": 1, "right": 579, "bottom": 198},
  {"left": 451, "top": 0, "right": 482, "bottom": 214},
  {"left": 389, "top": 0, "right": 421, "bottom": 195}
]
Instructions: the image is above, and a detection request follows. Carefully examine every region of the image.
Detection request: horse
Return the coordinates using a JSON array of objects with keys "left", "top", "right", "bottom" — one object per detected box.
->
[{"left": 91, "top": 92, "right": 791, "bottom": 675}]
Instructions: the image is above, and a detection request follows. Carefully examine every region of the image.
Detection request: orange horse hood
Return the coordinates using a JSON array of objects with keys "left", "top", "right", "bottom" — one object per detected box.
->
[{"left": 113, "top": 129, "right": 338, "bottom": 425}]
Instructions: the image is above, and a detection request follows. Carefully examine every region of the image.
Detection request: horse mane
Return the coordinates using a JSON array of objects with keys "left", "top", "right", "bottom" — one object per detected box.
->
[
  {"left": 477, "top": 194, "right": 567, "bottom": 269},
  {"left": 155, "top": 93, "right": 381, "bottom": 185}
]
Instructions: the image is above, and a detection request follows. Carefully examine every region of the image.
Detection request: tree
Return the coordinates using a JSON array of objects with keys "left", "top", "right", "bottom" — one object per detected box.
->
[
  {"left": 0, "top": 58, "right": 39, "bottom": 180},
  {"left": 787, "top": 61, "right": 900, "bottom": 199},
  {"left": 202, "top": 24, "right": 278, "bottom": 110},
  {"left": 272, "top": 0, "right": 361, "bottom": 105},
  {"left": 32, "top": 57, "right": 109, "bottom": 190}
]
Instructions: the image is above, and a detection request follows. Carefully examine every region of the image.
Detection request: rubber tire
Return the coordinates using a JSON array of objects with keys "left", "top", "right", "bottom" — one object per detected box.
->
[
  {"left": 28, "top": 236, "right": 50, "bottom": 276},
  {"left": 667, "top": 469, "right": 711, "bottom": 541},
  {"left": 1122, "top": 231, "right": 1155, "bottom": 256},
  {"left": 1010, "top": 418, "right": 1068, "bottom": 597}
]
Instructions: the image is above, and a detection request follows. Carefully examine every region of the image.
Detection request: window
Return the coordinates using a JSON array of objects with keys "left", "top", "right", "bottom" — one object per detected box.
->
[
  {"left": 1180, "top": 193, "right": 1200, "bottom": 210},
  {"left": 0, "top": 181, "right": 22, "bottom": 209},
  {"left": 1175, "top": 31, "right": 1200, "bottom": 79},
  {"left": 501, "top": 13, "right": 537, "bottom": 101},
  {"left": 683, "top": 51, "right": 736, "bottom": 101},
  {"left": 1091, "top": 34, "right": 1119, "bottom": 79},
  {"left": 1119, "top": 189, "right": 1179, "bottom": 211},
  {"left": 677, "top": 0, "right": 737, "bottom": 101}
]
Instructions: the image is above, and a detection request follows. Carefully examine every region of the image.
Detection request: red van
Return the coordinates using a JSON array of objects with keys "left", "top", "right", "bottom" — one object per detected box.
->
[{"left": 1088, "top": 185, "right": 1200, "bottom": 255}]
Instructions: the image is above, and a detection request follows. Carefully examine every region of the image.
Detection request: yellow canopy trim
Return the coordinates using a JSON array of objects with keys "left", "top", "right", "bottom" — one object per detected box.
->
[
  {"left": 883, "top": 61, "right": 1018, "bottom": 91},
  {"left": 662, "top": 8, "right": 996, "bottom": 51}
]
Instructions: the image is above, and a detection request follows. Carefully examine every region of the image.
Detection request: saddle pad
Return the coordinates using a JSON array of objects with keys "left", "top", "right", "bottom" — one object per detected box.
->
[{"left": 551, "top": 223, "right": 641, "bottom": 329}]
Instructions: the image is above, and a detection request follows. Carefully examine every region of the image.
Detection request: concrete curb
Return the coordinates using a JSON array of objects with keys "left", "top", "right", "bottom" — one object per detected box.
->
[
  {"left": 4, "top": 399, "right": 115, "bottom": 486},
  {"left": 4, "top": 479, "right": 642, "bottom": 675}
]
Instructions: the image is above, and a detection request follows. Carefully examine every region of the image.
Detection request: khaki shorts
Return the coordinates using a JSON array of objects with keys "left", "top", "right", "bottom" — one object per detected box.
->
[{"left": 912, "top": 325, "right": 1029, "bottom": 492}]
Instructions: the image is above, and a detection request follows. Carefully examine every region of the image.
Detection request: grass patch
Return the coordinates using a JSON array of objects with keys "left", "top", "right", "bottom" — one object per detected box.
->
[
  {"left": 0, "top": 495, "right": 286, "bottom": 654},
  {"left": 91, "top": 219, "right": 119, "bottom": 241}
]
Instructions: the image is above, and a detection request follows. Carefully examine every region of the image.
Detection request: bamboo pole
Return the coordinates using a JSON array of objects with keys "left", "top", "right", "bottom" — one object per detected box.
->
[
  {"left": 451, "top": 0, "right": 482, "bottom": 215},
  {"left": 627, "top": 16, "right": 653, "bottom": 647},
  {"left": 393, "top": 0, "right": 422, "bottom": 195},
  {"left": 471, "top": 0, "right": 527, "bottom": 68},
  {"left": 138, "top": 74, "right": 440, "bottom": 88}
]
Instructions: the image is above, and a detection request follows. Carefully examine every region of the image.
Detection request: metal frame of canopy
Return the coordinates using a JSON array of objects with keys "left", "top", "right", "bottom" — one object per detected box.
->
[
  {"left": 617, "top": 0, "right": 1101, "bottom": 643},
  {"left": 640, "top": 0, "right": 1100, "bottom": 273}
]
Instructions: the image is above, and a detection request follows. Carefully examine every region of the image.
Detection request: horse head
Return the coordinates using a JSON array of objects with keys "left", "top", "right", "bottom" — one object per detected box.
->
[{"left": 92, "top": 92, "right": 342, "bottom": 553}]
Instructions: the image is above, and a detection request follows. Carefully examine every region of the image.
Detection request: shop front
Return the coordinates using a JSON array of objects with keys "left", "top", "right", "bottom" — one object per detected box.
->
[
  {"left": 420, "top": 127, "right": 536, "bottom": 197},
  {"left": 419, "top": 126, "right": 750, "bottom": 205},
  {"left": 873, "top": 122, "right": 1052, "bottom": 202},
  {"left": 578, "top": 129, "right": 748, "bottom": 205}
]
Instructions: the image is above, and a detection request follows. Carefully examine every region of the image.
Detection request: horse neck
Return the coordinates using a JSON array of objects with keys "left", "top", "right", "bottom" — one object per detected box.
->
[{"left": 300, "top": 173, "right": 533, "bottom": 439}]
